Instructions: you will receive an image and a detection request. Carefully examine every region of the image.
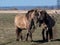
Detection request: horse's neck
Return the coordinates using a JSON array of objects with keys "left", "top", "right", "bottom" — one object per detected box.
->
[{"left": 26, "top": 12, "right": 34, "bottom": 21}]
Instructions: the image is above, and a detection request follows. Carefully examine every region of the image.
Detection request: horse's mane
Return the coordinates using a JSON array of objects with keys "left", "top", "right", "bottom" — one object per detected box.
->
[
  {"left": 40, "top": 10, "right": 47, "bottom": 15},
  {"left": 26, "top": 9, "right": 34, "bottom": 19}
]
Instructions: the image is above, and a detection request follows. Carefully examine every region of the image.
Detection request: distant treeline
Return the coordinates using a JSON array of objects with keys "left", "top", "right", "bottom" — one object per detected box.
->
[{"left": 0, "top": 6, "right": 60, "bottom": 10}]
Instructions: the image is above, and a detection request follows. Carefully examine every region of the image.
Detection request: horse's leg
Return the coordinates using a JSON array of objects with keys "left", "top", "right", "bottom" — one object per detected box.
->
[
  {"left": 46, "top": 27, "right": 53, "bottom": 42},
  {"left": 26, "top": 31, "right": 29, "bottom": 41},
  {"left": 49, "top": 28, "right": 53, "bottom": 40},
  {"left": 42, "top": 29, "right": 45, "bottom": 41},
  {"left": 29, "top": 30, "right": 33, "bottom": 42},
  {"left": 46, "top": 30, "right": 48, "bottom": 41},
  {"left": 26, "top": 28, "right": 33, "bottom": 41},
  {"left": 16, "top": 27, "right": 20, "bottom": 41},
  {"left": 26, "top": 30, "right": 32, "bottom": 41},
  {"left": 19, "top": 29, "right": 23, "bottom": 41},
  {"left": 16, "top": 27, "right": 22, "bottom": 41}
]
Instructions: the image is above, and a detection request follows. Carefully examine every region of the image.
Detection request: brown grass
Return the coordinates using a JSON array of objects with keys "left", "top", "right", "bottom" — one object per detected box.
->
[{"left": 0, "top": 13, "right": 60, "bottom": 45}]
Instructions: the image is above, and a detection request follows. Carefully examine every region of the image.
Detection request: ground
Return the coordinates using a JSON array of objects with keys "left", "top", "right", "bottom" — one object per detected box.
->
[{"left": 0, "top": 13, "right": 60, "bottom": 45}]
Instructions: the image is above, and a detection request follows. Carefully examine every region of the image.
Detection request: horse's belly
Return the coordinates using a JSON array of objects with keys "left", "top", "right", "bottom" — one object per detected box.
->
[{"left": 15, "top": 16, "right": 29, "bottom": 29}]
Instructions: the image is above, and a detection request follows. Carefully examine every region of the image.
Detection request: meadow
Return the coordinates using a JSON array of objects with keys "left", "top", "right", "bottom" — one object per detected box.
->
[{"left": 0, "top": 13, "right": 60, "bottom": 45}]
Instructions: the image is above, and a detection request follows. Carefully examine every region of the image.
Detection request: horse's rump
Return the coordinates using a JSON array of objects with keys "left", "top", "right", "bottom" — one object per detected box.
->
[{"left": 14, "top": 14, "right": 30, "bottom": 29}]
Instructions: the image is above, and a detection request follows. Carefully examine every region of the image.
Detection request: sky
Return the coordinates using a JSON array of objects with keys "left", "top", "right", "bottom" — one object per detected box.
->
[{"left": 0, "top": 0, "right": 57, "bottom": 7}]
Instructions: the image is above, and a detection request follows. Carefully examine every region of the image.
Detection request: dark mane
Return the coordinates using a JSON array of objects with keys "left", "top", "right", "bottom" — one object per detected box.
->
[
  {"left": 26, "top": 9, "right": 34, "bottom": 19},
  {"left": 40, "top": 10, "right": 47, "bottom": 15}
]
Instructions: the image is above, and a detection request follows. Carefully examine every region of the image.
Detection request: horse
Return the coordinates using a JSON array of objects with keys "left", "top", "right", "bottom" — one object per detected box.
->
[
  {"left": 38, "top": 10, "right": 55, "bottom": 42},
  {"left": 14, "top": 9, "right": 40, "bottom": 41}
]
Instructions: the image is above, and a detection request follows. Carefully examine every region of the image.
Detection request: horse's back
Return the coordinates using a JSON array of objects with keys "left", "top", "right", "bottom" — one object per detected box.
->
[{"left": 14, "top": 14, "right": 29, "bottom": 29}]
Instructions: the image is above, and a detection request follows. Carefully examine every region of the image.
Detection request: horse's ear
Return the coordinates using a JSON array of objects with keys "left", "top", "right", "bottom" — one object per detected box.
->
[{"left": 45, "top": 11, "right": 49, "bottom": 19}]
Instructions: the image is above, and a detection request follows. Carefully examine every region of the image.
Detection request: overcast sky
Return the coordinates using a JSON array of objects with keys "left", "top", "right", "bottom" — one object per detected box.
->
[{"left": 0, "top": 0, "right": 57, "bottom": 7}]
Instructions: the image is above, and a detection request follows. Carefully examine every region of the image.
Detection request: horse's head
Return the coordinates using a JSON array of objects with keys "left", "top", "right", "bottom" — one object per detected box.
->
[
  {"left": 26, "top": 9, "right": 40, "bottom": 28},
  {"left": 26, "top": 9, "right": 40, "bottom": 22},
  {"left": 38, "top": 10, "right": 48, "bottom": 27}
]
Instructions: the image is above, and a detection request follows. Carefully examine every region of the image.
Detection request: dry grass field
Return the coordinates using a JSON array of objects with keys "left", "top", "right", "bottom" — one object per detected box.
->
[{"left": 0, "top": 13, "right": 60, "bottom": 45}]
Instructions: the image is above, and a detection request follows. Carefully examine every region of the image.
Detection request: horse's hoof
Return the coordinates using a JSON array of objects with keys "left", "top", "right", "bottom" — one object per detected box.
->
[
  {"left": 43, "top": 39, "right": 46, "bottom": 42},
  {"left": 16, "top": 39, "right": 19, "bottom": 41},
  {"left": 31, "top": 40, "right": 33, "bottom": 42},
  {"left": 25, "top": 38, "right": 28, "bottom": 41},
  {"left": 25, "top": 40, "right": 28, "bottom": 41},
  {"left": 45, "top": 39, "right": 48, "bottom": 42}
]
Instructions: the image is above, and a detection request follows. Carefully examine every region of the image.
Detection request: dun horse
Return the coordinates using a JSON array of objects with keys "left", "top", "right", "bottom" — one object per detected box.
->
[
  {"left": 14, "top": 9, "right": 40, "bottom": 41},
  {"left": 38, "top": 10, "right": 55, "bottom": 42}
]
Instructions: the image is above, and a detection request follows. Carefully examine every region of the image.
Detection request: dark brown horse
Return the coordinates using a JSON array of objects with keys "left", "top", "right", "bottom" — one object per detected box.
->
[
  {"left": 38, "top": 10, "right": 55, "bottom": 42},
  {"left": 14, "top": 9, "right": 40, "bottom": 41}
]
